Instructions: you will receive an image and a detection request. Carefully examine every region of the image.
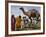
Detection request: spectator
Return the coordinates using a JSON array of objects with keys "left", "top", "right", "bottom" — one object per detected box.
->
[
  {"left": 11, "top": 15, "right": 15, "bottom": 31},
  {"left": 15, "top": 15, "right": 21, "bottom": 31}
]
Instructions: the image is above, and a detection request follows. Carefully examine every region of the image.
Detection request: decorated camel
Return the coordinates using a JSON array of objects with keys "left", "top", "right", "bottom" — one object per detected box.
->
[{"left": 19, "top": 7, "right": 40, "bottom": 23}]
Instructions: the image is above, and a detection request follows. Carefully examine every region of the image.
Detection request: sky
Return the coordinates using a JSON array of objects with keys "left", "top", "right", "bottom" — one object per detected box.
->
[{"left": 11, "top": 5, "right": 41, "bottom": 17}]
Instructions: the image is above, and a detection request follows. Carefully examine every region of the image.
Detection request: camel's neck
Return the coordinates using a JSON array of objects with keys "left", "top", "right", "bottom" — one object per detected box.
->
[{"left": 20, "top": 8, "right": 25, "bottom": 14}]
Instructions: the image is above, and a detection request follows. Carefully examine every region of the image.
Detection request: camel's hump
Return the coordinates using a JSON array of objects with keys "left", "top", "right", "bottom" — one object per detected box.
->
[{"left": 27, "top": 9, "right": 38, "bottom": 13}]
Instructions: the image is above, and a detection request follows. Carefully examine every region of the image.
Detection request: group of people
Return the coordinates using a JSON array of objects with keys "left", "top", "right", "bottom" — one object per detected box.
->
[
  {"left": 11, "top": 15, "right": 30, "bottom": 31},
  {"left": 11, "top": 14, "right": 40, "bottom": 31},
  {"left": 11, "top": 15, "right": 22, "bottom": 31}
]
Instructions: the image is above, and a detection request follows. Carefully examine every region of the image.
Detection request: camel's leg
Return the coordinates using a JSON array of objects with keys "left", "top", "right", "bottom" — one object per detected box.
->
[{"left": 29, "top": 17, "right": 32, "bottom": 23}]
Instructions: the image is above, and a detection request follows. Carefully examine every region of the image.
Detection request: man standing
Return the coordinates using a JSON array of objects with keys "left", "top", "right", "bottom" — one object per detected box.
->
[
  {"left": 11, "top": 15, "right": 15, "bottom": 31},
  {"left": 15, "top": 15, "right": 21, "bottom": 31}
]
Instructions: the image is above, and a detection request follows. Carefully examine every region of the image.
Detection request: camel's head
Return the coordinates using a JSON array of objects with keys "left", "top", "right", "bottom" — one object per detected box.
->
[
  {"left": 19, "top": 7, "right": 24, "bottom": 12},
  {"left": 19, "top": 7, "right": 24, "bottom": 10}
]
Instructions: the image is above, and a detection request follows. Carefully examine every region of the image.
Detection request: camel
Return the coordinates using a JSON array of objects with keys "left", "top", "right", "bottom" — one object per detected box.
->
[{"left": 19, "top": 7, "right": 40, "bottom": 24}]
